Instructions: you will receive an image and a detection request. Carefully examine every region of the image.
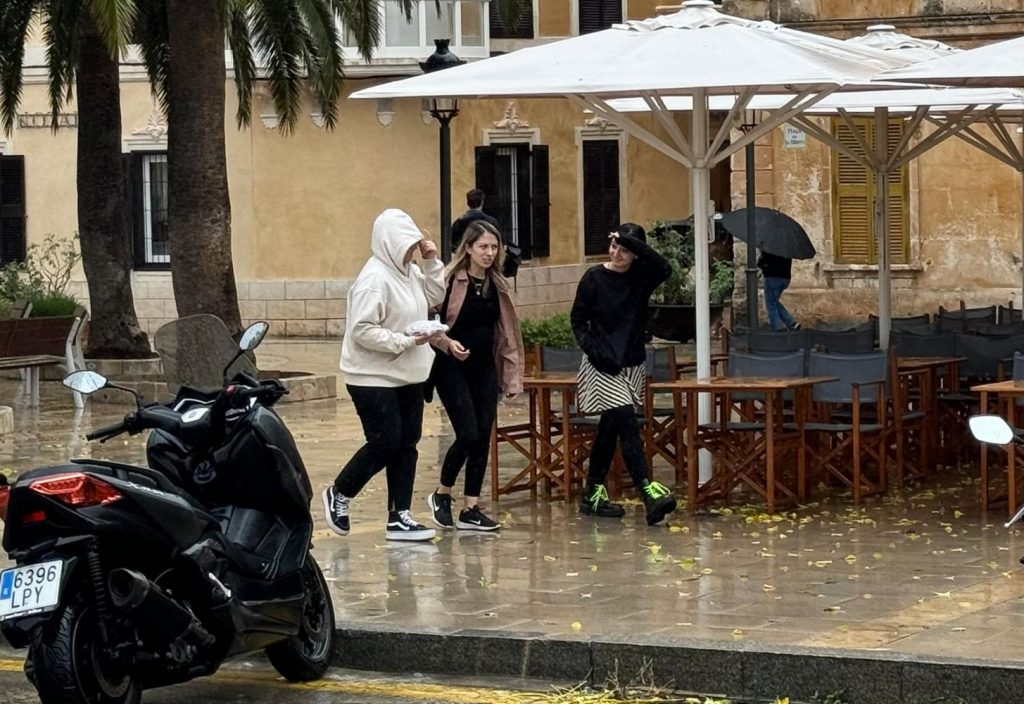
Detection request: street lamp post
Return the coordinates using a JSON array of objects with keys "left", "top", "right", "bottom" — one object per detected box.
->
[
  {"left": 420, "top": 39, "right": 465, "bottom": 263},
  {"left": 739, "top": 110, "right": 762, "bottom": 328}
]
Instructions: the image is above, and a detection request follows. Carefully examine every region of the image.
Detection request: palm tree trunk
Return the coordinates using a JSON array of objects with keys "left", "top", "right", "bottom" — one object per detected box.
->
[
  {"left": 76, "top": 19, "right": 152, "bottom": 358},
  {"left": 166, "top": 0, "right": 242, "bottom": 334}
]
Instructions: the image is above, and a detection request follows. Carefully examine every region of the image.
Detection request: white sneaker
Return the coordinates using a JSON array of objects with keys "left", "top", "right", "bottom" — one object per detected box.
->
[{"left": 386, "top": 510, "right": 436, "bottom": 541}]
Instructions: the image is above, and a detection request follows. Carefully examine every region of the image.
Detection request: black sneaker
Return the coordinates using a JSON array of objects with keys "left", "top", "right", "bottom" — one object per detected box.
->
[
  {"left": 579, "top": 484, "right": 625, "bottom": 518},
  {"left": 386, "top": 510, "right": 436, "bottom": 542},
  {"left": 641, "top": 481, "right": 677, "bottom": 526},
  {"left": 456, "top": 506, "right": 499, "bottom": 532},
  {"left": 790, "top": 322, "right": 802, "bottom": 331},
  {"left": 426, "top": 490, "right": 454, "bottom": 529},
  {"left": 322, "top": 486, "right": 350, "bottom": 536}
]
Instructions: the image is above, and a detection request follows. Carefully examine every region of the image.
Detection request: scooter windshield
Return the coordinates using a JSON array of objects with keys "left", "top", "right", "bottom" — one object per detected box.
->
[{"left": 153, "top": 315, "right": 258, "bottom": 394}]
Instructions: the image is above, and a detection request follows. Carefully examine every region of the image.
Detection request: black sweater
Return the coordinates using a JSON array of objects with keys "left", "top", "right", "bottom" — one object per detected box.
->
[{"left": 570, "top": 240, "right": 671, "bottom": 371}]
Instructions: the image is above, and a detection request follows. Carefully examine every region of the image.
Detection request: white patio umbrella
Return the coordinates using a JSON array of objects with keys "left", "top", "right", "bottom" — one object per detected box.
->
[
  {"left": 351, "top": 0, "right": 913, "bottom": 481},
  {"left": 611, "top": 25, "right": 1024, "bottom": 348},
  {"left": 880, "top": 35, "right": 1024, "bottom": 89}
]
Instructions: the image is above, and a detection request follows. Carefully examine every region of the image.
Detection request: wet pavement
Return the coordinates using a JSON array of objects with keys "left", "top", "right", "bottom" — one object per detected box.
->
[{"left": 3, "top": 339, "right": 1024, "bottom": 670}]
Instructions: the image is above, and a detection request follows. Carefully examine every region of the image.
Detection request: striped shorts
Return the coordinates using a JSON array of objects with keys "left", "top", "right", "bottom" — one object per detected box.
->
[{"left": 577, "top": 357, "right": 646, "bottom": 415}]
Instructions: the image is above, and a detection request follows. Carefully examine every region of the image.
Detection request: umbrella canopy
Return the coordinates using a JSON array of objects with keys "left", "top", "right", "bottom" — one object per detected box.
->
[
  {"left": 878, "top": 35, "right": 1024, "bottom": 88},
  {"left": 352, "top": 2, "right": 907, "bottom": 102},
  {"left": 718, "top": 208, "right": 815, "bottom": 260}
]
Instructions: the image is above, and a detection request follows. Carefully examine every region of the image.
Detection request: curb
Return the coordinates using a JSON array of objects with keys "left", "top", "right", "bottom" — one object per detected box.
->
[{"left": 333, "top": 624, "right": 1024, "bottom": 704}]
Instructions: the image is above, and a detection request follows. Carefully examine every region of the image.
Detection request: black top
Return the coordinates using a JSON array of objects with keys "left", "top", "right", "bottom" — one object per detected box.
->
[
  {"left": 570, "top": 240, "right": 671, "bottom": 371},
  {"left": 451, "top": 209, "right": 500, "bottom": 248},
  {"left": 445, "top": 275, "right": 499, "bottom": 365},
  {"left": 757, "top": 252, "right": 792, "bottom": 280}
]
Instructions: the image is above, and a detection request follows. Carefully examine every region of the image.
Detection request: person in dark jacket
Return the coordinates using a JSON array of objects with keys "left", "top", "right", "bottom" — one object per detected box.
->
[
  {"left": 757, "top": 251, "right": 800, "bottom": 331},
  {"left": 570, "top": 223, "right": 677, "bottom": 526},
  {"left": 451, "top": 188, "right": 499, "bottom": 248}
]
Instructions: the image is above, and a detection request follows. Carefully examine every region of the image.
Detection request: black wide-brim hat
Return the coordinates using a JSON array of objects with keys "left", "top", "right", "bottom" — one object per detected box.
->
[{"left": 613, "top": 223, "right": 647, "bottom": 255}]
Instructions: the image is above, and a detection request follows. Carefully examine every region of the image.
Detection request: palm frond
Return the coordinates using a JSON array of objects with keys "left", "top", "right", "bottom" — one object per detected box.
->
[
  {"left": 84, "top": 0, "right": 134, "bottom": 54},
  {"left": 0, "top": 0, "right": 38, "bottom": 136},
  {"left": 294, "top": 0, "right": 343, "bottom": 130},
  {"left": 134, "top": 0, "right": 170, "bottom": 113},
  {"left": 330, "top": 0, "right": 399, "bottom": 62},
  {"left": 42, "top": 0, "right": 82, "bottom": 132},
  {"left": 224, "top": 4, "right": 256, "bottom": 129},
  {"left": 493, "top": 0, "right": 530, "bottom": 32},
  {"left": 247, "top": 0, "right": 307, "bottom": 133}
]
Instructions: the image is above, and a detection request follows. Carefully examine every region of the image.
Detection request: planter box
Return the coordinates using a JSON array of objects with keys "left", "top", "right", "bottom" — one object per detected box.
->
[{"left": 648, "top": 303, "right": 728, "bottom": 343}]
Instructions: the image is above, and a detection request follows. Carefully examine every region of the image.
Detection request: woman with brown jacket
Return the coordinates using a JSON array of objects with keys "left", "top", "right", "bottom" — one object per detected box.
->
[{"left": 426, "top": 220, "right": 524, "bottom": 531}]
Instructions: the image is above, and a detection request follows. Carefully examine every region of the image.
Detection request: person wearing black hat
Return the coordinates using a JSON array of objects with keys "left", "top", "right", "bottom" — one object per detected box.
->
[{"left": 570, "top": 222, "right": 677, "bottom": 526}]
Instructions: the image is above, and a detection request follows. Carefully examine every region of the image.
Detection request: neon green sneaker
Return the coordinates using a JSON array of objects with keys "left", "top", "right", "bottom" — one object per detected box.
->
[
  {"left": 641, "top": 481, "right": 677, "bottom": 526},
  {"left": 579, "top": 484, "right": 625, "bottom": 518}
]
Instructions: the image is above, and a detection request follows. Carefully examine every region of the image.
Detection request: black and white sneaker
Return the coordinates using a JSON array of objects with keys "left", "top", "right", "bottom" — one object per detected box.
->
[
  {"left": 426, "top": 490, "right": 454, "bottom": 529},
  {"left": 322, "top": 486, "right": 351, "bottom": 536},
  {"left": 456, "top": 506, "right": 499, "bottom": 532},
  {"left": 386, "top": 510, "right": 436, "bottom": 542}
]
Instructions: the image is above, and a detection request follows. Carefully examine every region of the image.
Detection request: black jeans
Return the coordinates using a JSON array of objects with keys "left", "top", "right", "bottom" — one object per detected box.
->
[
  {"left": 587, "top": 404, "right": 648, "bottom": 489},
  {"left": 334, "top": 383, "right": 424, "bottom": 513},
  {"left": 433, "top": 355, "right": 498, "bottom": 497}
]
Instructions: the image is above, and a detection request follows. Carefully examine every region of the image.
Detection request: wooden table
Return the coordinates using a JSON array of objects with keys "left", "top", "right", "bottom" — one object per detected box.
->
[
  {"left": 651, "top": 376, "right": 835, "bottom": 513},
  {"left": 491, "top": 372, "right": 581, "bottom": 502},
  {"left": 972, "top": 379, "right": 1024, "bottom": 516}
]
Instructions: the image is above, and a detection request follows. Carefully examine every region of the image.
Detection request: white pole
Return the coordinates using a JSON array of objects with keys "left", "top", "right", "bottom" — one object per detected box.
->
[
  {"left": 875, "top": 107, "right": 892, "bottom": 350},
  {"left": 692, "top": 88, "right": 713, "bottom": 484}
]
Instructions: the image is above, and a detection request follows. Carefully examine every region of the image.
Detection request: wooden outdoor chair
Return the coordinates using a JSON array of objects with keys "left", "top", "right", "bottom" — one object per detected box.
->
[
  {"left": 642, "top": 346, "right": 683, "bottom": 487},
  {"left": 809, "top": 327, "right": 876, "bottom": 353},
  {"left": 803, "top": 351, "right": 888, "bottom": 503}
]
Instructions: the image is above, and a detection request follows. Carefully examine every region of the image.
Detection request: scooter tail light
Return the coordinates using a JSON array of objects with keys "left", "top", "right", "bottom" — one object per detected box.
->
[
  {"left": 29, "top": 472, "right": 123, "bottom": 507},
  {"left": 0, "top": 485, "right": 9, "bottom": 521}
]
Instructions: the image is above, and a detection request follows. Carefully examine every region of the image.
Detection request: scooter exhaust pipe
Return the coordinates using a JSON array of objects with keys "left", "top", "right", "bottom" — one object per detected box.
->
[{"left": 108, "top": 568, "right": 213, "bottom": 646}]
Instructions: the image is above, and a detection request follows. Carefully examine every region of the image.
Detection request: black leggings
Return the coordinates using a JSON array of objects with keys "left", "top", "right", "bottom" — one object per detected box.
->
[
  {"left": 434, "top": 356, "right": 499, "bottom": 497},
  {"left": 334, "top": 383, "right": 424, "bottom": 513},
  {"left": 587, "top": 404, "right": 649, "bottom": 489}
]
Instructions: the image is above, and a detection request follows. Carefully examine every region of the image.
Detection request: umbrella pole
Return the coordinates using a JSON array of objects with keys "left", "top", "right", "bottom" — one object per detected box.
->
[
  {"left": 875, "top": 107, "right": 893, "bottom": 351},
  {"left": 693, "top": 89, "right": 712, "bottom": 485},
  {"left": 745, "top": 143, "right": 759, "bottom": 328}
]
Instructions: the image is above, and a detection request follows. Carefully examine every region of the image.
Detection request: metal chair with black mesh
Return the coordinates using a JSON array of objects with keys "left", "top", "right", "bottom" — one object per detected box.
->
[
  {"left": 802, "top": 351, "right": 888, "bottom": 503},
  {"left": 745, "top": 329, "right": 808, "bottom": 354},
  {"left": 726, "top": 349, "right": 806, "bottom": 423},
  {"left": 809, "top": 327, "right": 876, "bottom": 353}
]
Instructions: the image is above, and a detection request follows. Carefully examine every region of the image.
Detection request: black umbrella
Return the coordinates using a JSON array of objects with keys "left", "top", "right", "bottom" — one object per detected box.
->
[{"left": 717, "top": 207, "right": 816, "bottom": 260}]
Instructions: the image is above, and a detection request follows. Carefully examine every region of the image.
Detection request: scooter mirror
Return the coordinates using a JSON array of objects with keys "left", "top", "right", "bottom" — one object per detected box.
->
[
  {"left": 238, "top": 321, "right": 269, "bottom": 352},
  {"left": 969, "top": 415, "right": 1015, "bottom": 446},
  {"left": 62, "top": 370, "right": 109, "bottom": 395}
]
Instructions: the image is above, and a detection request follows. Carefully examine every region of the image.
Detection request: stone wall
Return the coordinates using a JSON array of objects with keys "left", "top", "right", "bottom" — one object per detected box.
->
[{"left": 67, "top": 263, "right": 591, "bottom": 339}]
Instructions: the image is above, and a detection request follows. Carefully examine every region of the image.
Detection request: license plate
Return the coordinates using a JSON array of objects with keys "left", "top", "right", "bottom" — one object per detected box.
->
[{"left": 0, "top": 561, "right": 63, "bottom": 621}]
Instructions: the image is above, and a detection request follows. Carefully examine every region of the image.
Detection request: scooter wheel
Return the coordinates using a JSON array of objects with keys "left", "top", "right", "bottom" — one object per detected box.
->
[
  {"left": 32, "top": 596, "right": 141, "bottom": 704},
  {"left": 266, "top": 556, "right": 335, "bottom": 682}
]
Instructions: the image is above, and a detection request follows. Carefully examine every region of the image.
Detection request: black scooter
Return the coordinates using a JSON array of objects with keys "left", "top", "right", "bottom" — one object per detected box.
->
[{"left": 0, "top": 319, "right": 334, "bottom": 704}]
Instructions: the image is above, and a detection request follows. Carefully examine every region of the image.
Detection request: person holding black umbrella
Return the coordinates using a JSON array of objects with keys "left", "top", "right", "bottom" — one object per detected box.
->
[{"left": 757, "top": 251, "right": 801, "bottom": 331}]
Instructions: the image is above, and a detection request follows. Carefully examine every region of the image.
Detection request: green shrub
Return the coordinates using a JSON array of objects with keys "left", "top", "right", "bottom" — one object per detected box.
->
[
  {"left": 709, "top": 259, "right": 734, "bottom": 304},
  {"left": 520, "top": 313, "right": 577, "bottom": 349},
  {"left": 0, "top": 233, "right": 83, "bottom": 317},
  {"left": 29, "top": 294, "right": 79, "bottom": 317}
]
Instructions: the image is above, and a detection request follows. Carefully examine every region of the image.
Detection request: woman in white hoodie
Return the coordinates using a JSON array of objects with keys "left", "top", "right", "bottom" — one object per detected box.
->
[{"left": 323, "top": 209, "right": 446, "bottom": 541}]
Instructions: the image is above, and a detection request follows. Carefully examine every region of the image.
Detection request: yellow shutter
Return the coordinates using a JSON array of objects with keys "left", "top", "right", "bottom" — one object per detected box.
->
[{"left": 831, "top": 117, "right": 910, "bottom": 265}]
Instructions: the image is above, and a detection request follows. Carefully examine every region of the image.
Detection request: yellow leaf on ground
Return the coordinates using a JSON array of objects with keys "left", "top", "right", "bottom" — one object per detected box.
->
[
  {"left": 570, "top": 621, "right": 582, "bottom": 632},
  {"left": 543, "top": 555, "right": 557, "bottom": 562}
]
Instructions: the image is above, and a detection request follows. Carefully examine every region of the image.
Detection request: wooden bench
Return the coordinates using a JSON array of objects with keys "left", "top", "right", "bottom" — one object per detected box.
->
[{"left": 0, "top": 307, "right": 88, "bottom": 407}]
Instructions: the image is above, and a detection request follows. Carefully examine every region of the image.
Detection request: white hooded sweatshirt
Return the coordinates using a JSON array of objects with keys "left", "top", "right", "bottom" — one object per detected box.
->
[{"left": 340, "top": 209, "right": 446, "bottom": 387}]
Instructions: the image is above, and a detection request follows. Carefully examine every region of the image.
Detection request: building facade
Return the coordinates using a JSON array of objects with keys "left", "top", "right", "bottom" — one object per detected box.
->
[{"left": 4, "top": 0, "right": 1024, "bottom": 335}]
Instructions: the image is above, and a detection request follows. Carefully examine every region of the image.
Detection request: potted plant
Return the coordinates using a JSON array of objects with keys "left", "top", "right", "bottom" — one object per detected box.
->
[
  {"left": 519, "top": 313, "right": 577, "bottom": 374},
  {"left": 647, "top": 220, "right": 733, "bottom": 342}
]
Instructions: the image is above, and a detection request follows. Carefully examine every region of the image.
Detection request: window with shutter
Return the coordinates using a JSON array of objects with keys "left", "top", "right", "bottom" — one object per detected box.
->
[
  {"left": 582, "top": 140, "right": 620, "bottom": 256},
  {"left": 474, "top": 142, "right": 549, "bottom": 259},
  {"left": 579, "top": 0, "right": 622, "bottom": 35},
  {"left": 490, "top": 0, "right": 534, "bottom": 39},
  {"left": 0, "top": 156, "right": 27, "bottom": 265},
  {"left": 831, "top": 117, "right": 910, "bottom": 265},
  {"left": 130, "top": 151, "right": 170, "bottom": 269}
]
